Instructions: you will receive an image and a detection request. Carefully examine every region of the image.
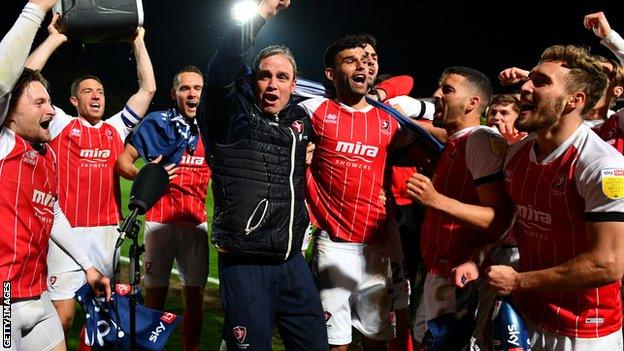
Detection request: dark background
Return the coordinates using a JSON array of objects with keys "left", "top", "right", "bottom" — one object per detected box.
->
[{"left": 2, "top": 0, "right": 623, "bottom": 115}]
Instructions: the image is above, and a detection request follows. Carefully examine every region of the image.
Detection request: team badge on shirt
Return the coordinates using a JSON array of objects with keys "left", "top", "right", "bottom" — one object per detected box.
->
[
  {"left": 70, "top": 127, "right": 82, "bottom": 137},
  {"left": 488, "top": 134, "right": 507, "bottom": 157},
  {"left": 22, "top": 150, "right": 38, "bottom": 165},
  {"left": 552, "top": 173, "right": 567, "bottom": 195},
  {"left": 233, "top": 326, "right": 247, "bottom": 344},
  {"left": 292, "top": 120, "right": 304, "bottom": 133},
  {"left": 601, "top": 168, "right": 624, "bottom": 199}
]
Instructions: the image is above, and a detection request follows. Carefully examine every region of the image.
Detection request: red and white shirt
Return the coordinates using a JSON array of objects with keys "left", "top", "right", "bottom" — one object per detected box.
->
[
  {"left": 505, "top": 123, "right": 624, "bottom": 338},
  {"left": 596, "top": 110, "right": 624, "bottom": 154},
  {"left": 146, "top": 136, "right": 211, "bottom": 224},
  {"left": 0, "top": 128, "right": 57, "bottom": 298},
  {"left": 420, "top": 126, "right": 506, "bottom": 275},
  {"left": 300, "top": 97, "right": 400, "bottom": 244},
  {"left": 48, "top": 106, "right": 139, "bottom": 227}
]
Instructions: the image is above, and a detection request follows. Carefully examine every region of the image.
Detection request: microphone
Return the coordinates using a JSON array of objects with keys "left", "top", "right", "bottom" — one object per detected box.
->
[{"left": 117, "top": 163, "right": 170, "bottom": 246}]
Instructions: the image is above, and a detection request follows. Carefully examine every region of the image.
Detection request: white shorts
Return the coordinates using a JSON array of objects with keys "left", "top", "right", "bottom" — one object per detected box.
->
[
  {"left": 47, "top": 225, "right": 119, "bottom": 300},
  {"left": 3, "top": 292, "right": 65, "bottom": 351},
  {"left": 143, "top": 221, "right": 209, "bottom": 287},
  {"left": 313, "top": 231, "right": 394, "bottom": 345},
  {"left": 387, "top": 218, "right": 410, "bottom": 311},
  {"left": 413, "top": 273, "right": 455, "bottom": 343},
  {"left": 528, "top": 321, "right": 623, "bottom": 351}
]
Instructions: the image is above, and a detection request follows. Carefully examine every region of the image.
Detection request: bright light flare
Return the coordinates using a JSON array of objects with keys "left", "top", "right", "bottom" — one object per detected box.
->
[{"left": 231, "top": 1, "right": 258, "bottom": 24}]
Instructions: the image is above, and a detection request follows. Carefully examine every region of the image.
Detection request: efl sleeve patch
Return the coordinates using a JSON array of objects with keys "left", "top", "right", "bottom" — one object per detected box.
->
[
  {"left": 488, "top": 134, "right": 507, "bottom": 157},
  {"left": 601, "top": 168, "right": 624, "bottom": 200}
]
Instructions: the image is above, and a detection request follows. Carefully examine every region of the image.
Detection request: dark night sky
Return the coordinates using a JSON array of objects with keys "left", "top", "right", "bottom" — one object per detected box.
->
[{"left": 2, "top": 0, "right": 623, "bottom": 115}]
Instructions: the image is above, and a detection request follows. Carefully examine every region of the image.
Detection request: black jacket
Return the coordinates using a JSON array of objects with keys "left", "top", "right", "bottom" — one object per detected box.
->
[{"left": 198, "top": 14, "right": 311, "bottom": 260}]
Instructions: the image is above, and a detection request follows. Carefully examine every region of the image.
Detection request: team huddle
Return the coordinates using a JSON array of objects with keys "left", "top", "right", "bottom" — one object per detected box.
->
[{"left": 3, "top": 0, "right": 624, "bottom": 351}]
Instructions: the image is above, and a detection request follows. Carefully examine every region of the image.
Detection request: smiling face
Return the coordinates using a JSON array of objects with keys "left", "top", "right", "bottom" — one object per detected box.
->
[
  {"left": 254, "top": 53, "right": 296, "bottom": 115},
  {"left": 515, "top": 61, "right": 568, "bottom": 133},
  {"left": 6, "top": 81, "right": 55, "bottom": 143},
  {"left": 172, "top": 72, "right": 203, "bottom": 118},
  {"left": 70, "top": 78, "right": 105, "bottom": 124}
]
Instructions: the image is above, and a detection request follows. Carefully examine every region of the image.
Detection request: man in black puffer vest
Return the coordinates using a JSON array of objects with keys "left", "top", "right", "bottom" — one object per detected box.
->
[{"left": 197, "top": 0, "right": 327, "bottom": 350}]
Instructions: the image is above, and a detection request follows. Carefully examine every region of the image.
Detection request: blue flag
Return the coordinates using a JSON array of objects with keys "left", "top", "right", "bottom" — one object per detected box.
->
[
  {"left": 75, "top": 284, "right": 182, "bottom": 350},
  {"left": 130, "top": 108, "right": 199, "bottom": 165}
]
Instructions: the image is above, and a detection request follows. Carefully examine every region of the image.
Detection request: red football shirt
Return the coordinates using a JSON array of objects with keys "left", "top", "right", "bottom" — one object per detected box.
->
[
  {"left": 146, "top": 136, "right": 211, "bottom": 224},
  {"left": 300, "top": 97, "right": 400, "bottom": 243},
  {"left": 0, "top": 128, "right": 57, "bottom": 298},
  {"left": 49, "top": 106, "right": 136, "bottom": 227},
  {"left": 596, "top": 111, "right": 624, "bottom": 154},
  {"left": 420, "top": 126, "right": 506, "bottom": 275},
  {"left": 505, "top": 124, "right": 624, "bottom": 338}
]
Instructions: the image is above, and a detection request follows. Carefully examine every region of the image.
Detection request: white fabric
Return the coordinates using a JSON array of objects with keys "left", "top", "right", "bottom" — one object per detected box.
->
[
  {"left": 143, "top": 221, "right": 209, "bottom": 287},
  {"left": 412, "top": 273, "right": 455, "bottom": 343},
  {"left": 528, "top": 321, "right": 623, "bottom": 351},
  {"left": 47, "top": 225, "right": 118, "bottom": 300},
  {"left": 386, "top": 95, "right": 435, "bottom": 121},
  {"left": 4, "top": 292, "right": 64, "bottom": 351},
  {"left": 0, "top": 3, "right": 46, "bottom": 126},
  {"left": 49, "top": 202, "right": 94, "bottom": 271},
  {"left": 463, "top": 126, "right": 506, "bottom": 180},
  {"left": 50, "top": 105, "right": 137, "bottom": 141},
  {"left": 386, "top": 217, "right": 410, "bottom": 310},
  {"left": 313, "top": 231, "right": 394, "bottom": 344},
  {"left": 507, "top": 124, "right": 624, "bottom": 213},
  {"left": 601, "top": 30, "right": 624, "bottom": 66}
]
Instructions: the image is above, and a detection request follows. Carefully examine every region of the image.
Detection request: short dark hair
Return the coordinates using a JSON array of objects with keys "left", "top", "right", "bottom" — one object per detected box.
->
[
  {"left": 488, "top": 94, "right": 520, "bottom": 113},
  {"left": 323, "top": 33, "right": 376, "bottom": 69},
  {"left": 441, "top": 66, "right": 492, "bottom": 114},
  {"left": 70, "top": 75, "right": 103, "bottom": 97},
  {"left": 539, "top": 45, "right": 608, "bottom": 115},
  {"left": 7, "top": 68, "right": 50, "bottom": 118},
  {"left": 172, "top": 65, "right": 204, "bottom": 89}
]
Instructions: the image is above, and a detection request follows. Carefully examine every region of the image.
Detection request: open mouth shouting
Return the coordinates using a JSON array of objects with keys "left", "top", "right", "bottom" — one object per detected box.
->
[{"left": 352, "top": 73, "right": 367, "bottom": 90}]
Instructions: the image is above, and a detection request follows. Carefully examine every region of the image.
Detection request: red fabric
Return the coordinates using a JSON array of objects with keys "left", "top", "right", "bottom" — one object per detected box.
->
[
  {"left": 146, "top": 137, "right": 211, "bottom": 224},
  {"left": 377, "top": 75, "right": 414, "bottom": 100},
  {"left": 0, "top": 131, "right": 57, "bottom": 299},
  {"left": 306, "top": 99, "right": 399, "bottom": 243},
  {"left": 506, "top": 140, "right": 622, "bottom": 338},
  {"left": 49, "top": 119, "right": 124, "bottom": 227}
]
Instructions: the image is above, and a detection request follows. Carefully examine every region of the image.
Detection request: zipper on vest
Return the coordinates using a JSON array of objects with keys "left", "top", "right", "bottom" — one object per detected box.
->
[{"left": 284, "top": 128, "right": 297, "bottom": 260}]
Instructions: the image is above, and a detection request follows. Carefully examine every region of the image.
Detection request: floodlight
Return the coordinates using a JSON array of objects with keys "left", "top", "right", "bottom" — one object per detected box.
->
[{"left": 232, "top": 1, "right": 258, "bottom": 24}]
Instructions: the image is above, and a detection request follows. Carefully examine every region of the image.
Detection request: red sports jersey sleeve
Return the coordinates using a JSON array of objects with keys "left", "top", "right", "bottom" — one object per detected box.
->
[
  {"left": 0, "top": 128, "right": 57, "bottom": 298},
  {"left": 300, "top": 98, "right": 399, "bottom": 243},
  {"left": 420, "top": 126, "right": 505, "bottom": 275},
  {"left": 49, "top": 118, "right": 125, "bottom": 227},
  {"left": 505, "top": 125, "right": 624, "bottom": 338},
  {"left": 596, "top": 111, "right": 624, "bottom": 154},
  {"left": 146, "top": 137, "right": 211, "bottom": 224}
]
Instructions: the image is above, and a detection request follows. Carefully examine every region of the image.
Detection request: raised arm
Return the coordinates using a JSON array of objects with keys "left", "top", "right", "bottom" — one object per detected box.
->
[
  {"left": 123, "top": 27, "right": 156, "bottom": 118},
  {"left": 0, "top": 1, "right": 54, "bottom": 123},
  {"left": 584, "top": 12, "right": 624, "bottom": 65},
  {"left": 24, "top": 12, "right": 67, "bottom": 71},
  {"left": 200, "top": 0, "right": 290, "bottom": 144}
]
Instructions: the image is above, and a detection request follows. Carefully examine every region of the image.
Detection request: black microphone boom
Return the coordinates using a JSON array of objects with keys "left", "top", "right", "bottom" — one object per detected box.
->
[{"left": 117, "top": 163, "right": 170, "bottom": 243}]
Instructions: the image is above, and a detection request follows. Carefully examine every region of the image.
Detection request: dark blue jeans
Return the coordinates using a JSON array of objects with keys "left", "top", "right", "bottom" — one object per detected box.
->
[{"left": 219, "top": 253, "right": 328, "bottom": 351}]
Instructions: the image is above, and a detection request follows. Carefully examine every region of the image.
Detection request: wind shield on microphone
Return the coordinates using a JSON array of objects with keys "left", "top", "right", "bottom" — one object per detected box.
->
[{"left": 128, "top": 163, "right": 170, "bottom": 215}]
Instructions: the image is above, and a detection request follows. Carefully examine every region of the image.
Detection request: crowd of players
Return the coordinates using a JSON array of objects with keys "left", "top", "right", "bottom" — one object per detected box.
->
[{"left": 2, "top": 0, "right": 624, "bottom": 350}]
